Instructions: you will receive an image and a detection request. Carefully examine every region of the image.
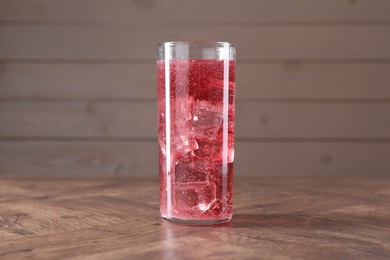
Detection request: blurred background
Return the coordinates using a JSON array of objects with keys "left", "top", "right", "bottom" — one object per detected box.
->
[{"left": 0, "top": 0, "right": 389, "bottom": 177}]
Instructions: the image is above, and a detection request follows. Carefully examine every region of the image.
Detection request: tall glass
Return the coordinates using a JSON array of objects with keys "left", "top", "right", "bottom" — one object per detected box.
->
[{"left": 157, "top": 41, "right": 236, "bottom": 225}]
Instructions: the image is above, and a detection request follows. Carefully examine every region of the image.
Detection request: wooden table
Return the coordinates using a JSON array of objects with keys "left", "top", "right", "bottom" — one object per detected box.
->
[{"left": 0, "top": 176, "right": 389, "bottom": 259}]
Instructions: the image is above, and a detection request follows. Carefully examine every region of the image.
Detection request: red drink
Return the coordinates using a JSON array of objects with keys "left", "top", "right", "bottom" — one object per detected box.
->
[{"left": 158, "top": 59, "right": 235, "bottom": 223}]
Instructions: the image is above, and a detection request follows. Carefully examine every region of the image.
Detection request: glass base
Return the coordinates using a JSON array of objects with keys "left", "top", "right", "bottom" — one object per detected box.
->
[{"left": 161, "top": 215, "right": 232, "bottom": 226}]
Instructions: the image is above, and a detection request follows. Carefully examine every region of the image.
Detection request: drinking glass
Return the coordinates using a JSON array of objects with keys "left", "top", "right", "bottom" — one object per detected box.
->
[{"left": 157, "top": 41, "right": 236, "bottom": 225}]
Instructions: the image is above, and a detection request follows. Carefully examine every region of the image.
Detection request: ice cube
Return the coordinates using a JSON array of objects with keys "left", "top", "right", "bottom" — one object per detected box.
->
[
  {"left": 173, "top": 156, "right": 217, "bottom": 213},
  {"left": 170, "top": 96, "right": 199, "bottom": 156},
  {"left": 173, "top": 182, "right": 216, "bottom": 213},
  {"left": 175, "top": 134, "right": 199, "bottom": 155},
  {"left": 159, "top": 96, "right": 200, "bottom": 159},
  {"left": 175, "top": 96, "right": 193, "bottom": 122},
  {"left": 191, "top": 100, "right": 223, "bottom": 139},
  {"left": 174, "top": 161, "right": 207, "bottom": 183},
  {"left": 159, "top": 133, "right": 198, "bottom": 158},
  {"left": 174, "top": 188, "right": 198, "bottom": 208},
  {"left": 193, "top": 136, "right": 234, "bottom": 163}
]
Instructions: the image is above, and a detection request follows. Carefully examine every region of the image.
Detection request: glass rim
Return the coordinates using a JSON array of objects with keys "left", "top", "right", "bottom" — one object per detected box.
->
[{"left": 157, "top": 41, "right": 236, "bottom": 48}]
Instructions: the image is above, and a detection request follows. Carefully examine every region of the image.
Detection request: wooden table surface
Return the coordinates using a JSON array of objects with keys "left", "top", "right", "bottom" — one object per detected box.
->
[{"left": 0, "top": 176, "right": 389, "bottom": 259}]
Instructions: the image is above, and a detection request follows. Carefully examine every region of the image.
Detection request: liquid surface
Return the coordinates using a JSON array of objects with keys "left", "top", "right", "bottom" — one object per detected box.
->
[{"left": 158, "top": 60, "right": 235, "bottom": 220}]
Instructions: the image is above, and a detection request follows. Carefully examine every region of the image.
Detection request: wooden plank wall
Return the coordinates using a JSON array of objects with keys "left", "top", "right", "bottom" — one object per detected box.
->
[{"left": 0, "top": 0, "right": 390, "bottom": 176}]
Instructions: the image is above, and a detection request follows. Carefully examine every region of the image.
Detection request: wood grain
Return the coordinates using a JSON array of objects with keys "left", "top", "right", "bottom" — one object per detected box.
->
[
  {"left": 0, "top": 25, "right": 389, "bottom": 60},
  {"left": 0, "top": 176, "right": 389, "bottom": 259},
  {"left": 1, "top": 0, "right": 390, "bottom": 23},
  {"left": 1, "top": 141, "right": 389, "bottom": 176},
  {"left": 1, "top": 102, "right": 389, "bottom": 138},
  {"left": 1, "top": 63, "right": 390, "bottom": 99}
]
